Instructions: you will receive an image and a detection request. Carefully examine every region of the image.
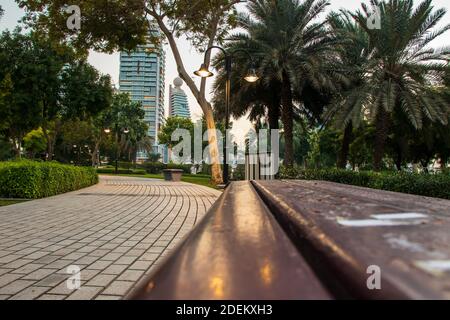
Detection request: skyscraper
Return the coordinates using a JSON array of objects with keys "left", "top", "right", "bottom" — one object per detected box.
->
[
  {"left": 119, "top": 26, "right": 166, "bottom": 161},
  {"left": 169, "top": 77, "right": 191, "bottom": 119}
]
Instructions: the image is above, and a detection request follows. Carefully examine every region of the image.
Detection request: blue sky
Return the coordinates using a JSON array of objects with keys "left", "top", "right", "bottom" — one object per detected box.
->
[{"left": 1, "top": 0, "right": 449, "bottom": 140}]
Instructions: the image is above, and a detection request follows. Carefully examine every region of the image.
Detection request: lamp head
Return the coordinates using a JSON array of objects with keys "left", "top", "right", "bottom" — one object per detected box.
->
[
  {"left": 194, "top": 63, "right": 214, "bottom": 78},
  {"left": 104, "top": 128, "right": 111, "bottom": 134},
  {"left": 244, "top": 68, "right": 259, "bottom": 83}
]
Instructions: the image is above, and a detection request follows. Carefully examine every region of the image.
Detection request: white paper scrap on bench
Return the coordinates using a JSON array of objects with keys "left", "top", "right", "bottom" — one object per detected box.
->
[
  {"left": 337, "top": 219, "right": 421, "bottom": 227},
  {"left": 371, "top": 213, "right": 428, "bottom": 220},
  {"left": 415, "top": 260, "right": 450, "bottom": 276}
]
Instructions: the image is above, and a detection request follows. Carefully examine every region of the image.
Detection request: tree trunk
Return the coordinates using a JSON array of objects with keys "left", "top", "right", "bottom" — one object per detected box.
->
[
  {"left": 337, "top": 123, "right": 353, "bottom": 169},
  {"left": 42, "top": 120, "right": 60, "bottom": 161},
  {"left": 268, "top": 92, "right": 280, "bottom": 130},
  {"left": 440, "top": 155, "right": 448, "bottom": 170},
  {"left": 12, "top": 136, "right": 22, "bottom": 159},
  {"left": 421, "top": 158, "right": 431, "bottom": 173},
  {"left": 281, "top": 71, "right": 294, "bottom": 167},
  {"left": 203, "top": 107, "right": 223, "bottom": 184},
  {"left": 373, "top": 108, "right": 390, "bottom": 171},
  {"left": 394, "top": 147, "right": 402, "bottom": 171},
  {"left": 91, "top": 140, "right": 100, "bottom": 167},
  {"left": 148, "top": 9, "right": 223, "bottom": 184}
]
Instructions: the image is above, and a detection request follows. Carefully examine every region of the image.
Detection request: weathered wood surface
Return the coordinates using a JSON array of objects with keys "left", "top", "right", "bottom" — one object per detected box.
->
[{"left": 252, "top": 180, "right": 450, "bottom": 299}]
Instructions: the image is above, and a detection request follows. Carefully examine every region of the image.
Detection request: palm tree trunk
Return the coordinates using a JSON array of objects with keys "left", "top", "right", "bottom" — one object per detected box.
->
[
  {"left": 281, "top": 71, "right": 294, "bottom": 167},
  {"left": 337, "top": 123, "right": 353, "bottom": 169},
  {"left": 373, "top": 108, "right": 390, "bottom": 171},
  {"left": 394, "top": 141, "right": 404, "bottom": 171},
  {"left": 268, "top": 92, "right": 280, "bottom": 130}
]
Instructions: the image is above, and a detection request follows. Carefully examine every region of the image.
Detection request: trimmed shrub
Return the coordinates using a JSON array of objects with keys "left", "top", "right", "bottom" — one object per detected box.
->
[
  {"left": 96, "top": 168, "right": 146, "bottom": 175},
  {"left": 117, "top": 161, "right": 133, "bottom": 170},
  {"left": 132, "top": 169, "right": 147, "bottom": 175},
  {"left": 139, "top": 162, "right": 192, "bottom": 174},
  {"left": 97, "top": 168, "right": 133, "bottom": 174},
  {"left": 165, "top": 163, "right": 191, "bottom": 173},
  {"left": 140, "top": 162, "right": 166, "bottom": 174},
  {"left": 279, "top": 167, "right": 450, "bottom": 200},
  {"left": 0, "top": 160, "right": 98, "bottom": 199}
]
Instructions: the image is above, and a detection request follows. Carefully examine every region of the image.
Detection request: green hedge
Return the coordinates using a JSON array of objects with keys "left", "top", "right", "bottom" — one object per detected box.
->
[
  {"left": 0, "top": 161, "right": 98, "bottom": 199},
  {"left": 96, "top": 168, "right": 146, "bottom": 175},
  {"left": 279, "top": 167, "right": 450, "bottom": 200},
  {"left": 139, "top": 162, "right": 191, "bottom": 174}
]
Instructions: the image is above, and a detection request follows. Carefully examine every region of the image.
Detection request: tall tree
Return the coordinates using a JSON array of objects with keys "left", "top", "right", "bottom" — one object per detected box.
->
[
  {"left": 18, "top": 0, "right": 244, "bottom": 184},
  {"left": 46, "top": 61, "right": 113, "bottom": 160},
  {"left": 326, "top": 10, "right": 370, "bottom": 168},
  {"left": 338, "top": 0, "right": 449, "bottom": 171},
  {"left": 0, "top": 31, "right": 46, "bottom": 157},
  {"left": 102, "top": 92, "right": 148, "bottom": 163},
  {"left": 220, "top": 0, "right": 339, "bottom": 166}
]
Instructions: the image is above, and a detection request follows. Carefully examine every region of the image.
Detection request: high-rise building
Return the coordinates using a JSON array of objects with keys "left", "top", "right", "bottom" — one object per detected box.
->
[
  {"left": 119, "top": 26, "right": 166, "bottom": 161},
  {"left": 169, "top": 77, "right": 191, "bottom": 119}
]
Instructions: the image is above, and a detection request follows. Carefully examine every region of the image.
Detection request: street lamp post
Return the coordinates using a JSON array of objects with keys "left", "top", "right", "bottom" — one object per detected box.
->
[
  {"left": 194, "top": 46, "right": 259, "bottom": 186},
  {"left": 104, "top": 121, "right": 129, "bottom": 175}
]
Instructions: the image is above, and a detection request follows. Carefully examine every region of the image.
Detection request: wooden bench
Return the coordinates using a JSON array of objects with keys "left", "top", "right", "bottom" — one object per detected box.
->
[
  {"left": 128, "top": 179, "right": 450, "bottom": 299},
  {"left": 127, "top": 181, "right": 331, "bottom": 300}
]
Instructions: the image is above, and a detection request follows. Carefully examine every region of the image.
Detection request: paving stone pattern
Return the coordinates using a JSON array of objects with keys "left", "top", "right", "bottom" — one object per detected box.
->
[{"left": 0, "top": 176, "right": 220, "bottom": 300}]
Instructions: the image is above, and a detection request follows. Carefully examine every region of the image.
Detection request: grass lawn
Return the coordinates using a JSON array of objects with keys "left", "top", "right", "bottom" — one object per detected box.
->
[
  {"left": 101, "top": 173, "right": 218, "bottom": 189},
  {"left": 0, "top": 200, "right": 26, "bottom": 207}
]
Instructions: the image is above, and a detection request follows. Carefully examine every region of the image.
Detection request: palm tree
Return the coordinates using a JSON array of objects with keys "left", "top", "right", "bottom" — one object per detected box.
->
[
  {"left": 326, "top": 10, "right": 371, "bottom": 168},
  {"left": 213, "top": 0, "right": 340, "bottom": 166},
  {"left": 334, "top": 0, "right": 449, "bottom": 171}
]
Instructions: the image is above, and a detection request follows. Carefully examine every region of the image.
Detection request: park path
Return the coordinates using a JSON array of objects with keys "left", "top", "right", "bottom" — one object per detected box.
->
[{"left": 0, "top": 175, "right": 221, "bottom": 300}]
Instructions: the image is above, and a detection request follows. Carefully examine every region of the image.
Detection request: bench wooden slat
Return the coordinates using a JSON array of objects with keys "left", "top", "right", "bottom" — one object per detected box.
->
[
  {"left": 127, "top": 181, "right": 331, "bottom": 300},
  {"left": 252, "top": 180, "right": 450, "bottom": 299}
]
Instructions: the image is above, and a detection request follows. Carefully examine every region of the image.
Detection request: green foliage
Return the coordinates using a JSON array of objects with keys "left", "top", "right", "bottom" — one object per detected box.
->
[
  {"left": 0, "top": 161, "right": 98, "bottom": 199},
  {"left": 158, "top": 116, "right": 194, "bottom": 148},
  {"left": 60, "top": 62, "right": 113, "bottom": 120},
  {"left": 232, "top": 164, "right": 245, "bottom": 181},
  {"left": 0, "top": 31, "right": 51, "bottom": 152},
  {"left": 147, "top": 153, "right": 161, "bottom": 163},
  {"left": 306, "top": 128, "right": 339, "bottom": 169},
  {"left": 166, "top": 163, "right": 192, "bottom": 173},
  {"left": 23, "top": 128, "right": 47, "bottom": 158},
  {"left": 19, "top": 0, "right": 149, "bottom": 53},
  {"left": 96, "top": 168, "right": 146, "bottom": 175},
  {"left": 279, "top": 167, "right": 450, "bottom": 200},
  {"left": 328, "top": 0, "right": 450, "bottom": 170},
  {"left": 0, "top": 30, "right": 113, "bottom": 160},
  {"left": 18, "top": 0, "right": 239, "bottom": 51},
  {"left": 0, "top": 136, "right": 14, "bottom": 161},
  {"left": 214, "top": 0, "right": 339, "bottom": 166},
  {"left": 139, "top": 162, "right": 191, "bottom": 174},
  {"left": 140, "top": 162, "right": 166, "bottom": 174}
]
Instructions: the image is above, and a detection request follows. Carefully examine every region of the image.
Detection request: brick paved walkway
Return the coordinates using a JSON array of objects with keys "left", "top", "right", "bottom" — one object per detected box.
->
[{"left": 0, "top": 176, "right": 220, "bottom": 300}]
